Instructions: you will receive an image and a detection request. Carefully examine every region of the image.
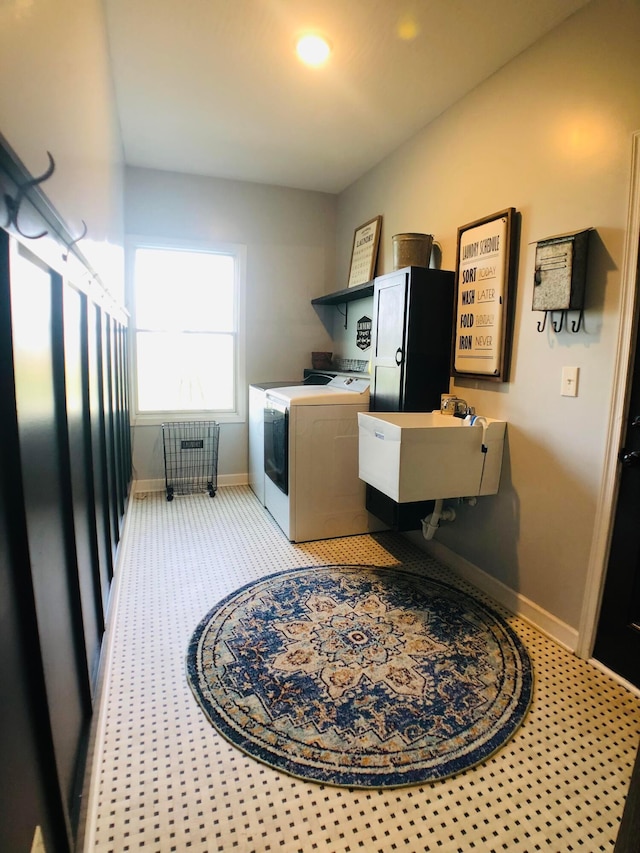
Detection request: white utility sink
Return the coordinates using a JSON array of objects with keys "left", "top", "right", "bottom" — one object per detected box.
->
[{"left": 358, "top": 411, "right": 506, "bottom": 502}]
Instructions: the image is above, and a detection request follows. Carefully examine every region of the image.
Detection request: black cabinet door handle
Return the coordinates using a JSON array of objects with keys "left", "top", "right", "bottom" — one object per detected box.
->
[{"left": 395, "top": 348, "right": 403, "bottom": 366}]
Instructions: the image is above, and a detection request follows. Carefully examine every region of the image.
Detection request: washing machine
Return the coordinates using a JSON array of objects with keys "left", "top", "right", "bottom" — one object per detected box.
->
[
  {"left": 263, "top": 377, "right": 384, "bottom": 542},
  {"left": 248, "top": 380, "right": 302, "bottom": 505}
]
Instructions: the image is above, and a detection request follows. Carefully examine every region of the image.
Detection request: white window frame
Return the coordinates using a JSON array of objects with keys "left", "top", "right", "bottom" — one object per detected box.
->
[{"left": 126, "top": 235, "right": 246, "bottom": 426}]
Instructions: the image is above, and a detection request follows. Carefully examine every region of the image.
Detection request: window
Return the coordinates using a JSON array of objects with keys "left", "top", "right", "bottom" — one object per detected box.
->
[{"left": 128, "top": 238, "right": 245, "bottom": 423}]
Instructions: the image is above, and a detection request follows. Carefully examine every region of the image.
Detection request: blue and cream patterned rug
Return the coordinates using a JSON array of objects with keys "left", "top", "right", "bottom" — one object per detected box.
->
[{"left": 186, "top": 564, "right": 533, "bottom": 788}]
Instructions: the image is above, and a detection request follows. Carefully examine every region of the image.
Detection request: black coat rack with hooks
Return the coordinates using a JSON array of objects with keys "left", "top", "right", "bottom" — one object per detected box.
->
[{"left": 2, "top": 147, "right": 89, "bottom": 262}]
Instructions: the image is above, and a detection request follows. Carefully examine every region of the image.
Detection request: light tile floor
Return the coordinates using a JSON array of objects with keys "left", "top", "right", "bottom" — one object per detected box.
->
[{"left": 81, "top": 486, "right": 640, "bottom": 852}]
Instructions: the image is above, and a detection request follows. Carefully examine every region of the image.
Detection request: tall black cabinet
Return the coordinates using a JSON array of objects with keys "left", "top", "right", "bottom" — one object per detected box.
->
[
  {"left": 0, "top": 146, "right": 131, "bottom": 852},
  {"left": 370, "top": 266, "right": 454, "bottom": 412},
  {"left": 367, "top": 265, "right": 455, "bottom": 529}
]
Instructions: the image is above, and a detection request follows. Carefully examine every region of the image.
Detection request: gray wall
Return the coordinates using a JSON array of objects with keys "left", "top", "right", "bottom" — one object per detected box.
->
[
  {"left": 0, "top": 0, "right": 124, "bottom": 297},
  {"left": 335, "top": 0, "right": 640, "bottom": 635},
  {"left": 125, "top": 167, "right": 337, "bottom": 482}
]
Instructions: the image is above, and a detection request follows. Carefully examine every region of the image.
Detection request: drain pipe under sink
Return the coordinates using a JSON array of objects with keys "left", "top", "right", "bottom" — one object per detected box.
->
[
  {"left": 421, "top": 499, "right": 456, "bottom": 540},
  {"left": 422, "top": 414, "right": 489, "bottom": 540}
]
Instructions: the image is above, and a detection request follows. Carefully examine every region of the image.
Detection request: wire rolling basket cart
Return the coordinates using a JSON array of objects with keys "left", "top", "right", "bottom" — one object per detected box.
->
[{"left": 162, "top": 421, "right": 220, "bottom": 501}]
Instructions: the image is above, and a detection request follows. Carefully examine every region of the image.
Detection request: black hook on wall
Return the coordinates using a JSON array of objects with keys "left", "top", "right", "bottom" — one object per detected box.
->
[
  {"left": 62, "top": 219, "right": 88, "bottom": 261},
  {"left": 536, "top": 312, "right": 547, "bottom": 333},
  {"left": 571, "top": 310, "right": 584, "bottom": 333},
  {"left": 552, "top": 311, "right": 565, "bottom": 333},
  {"left": 3, "top": 151, "right": 56, "bottom": 239}
]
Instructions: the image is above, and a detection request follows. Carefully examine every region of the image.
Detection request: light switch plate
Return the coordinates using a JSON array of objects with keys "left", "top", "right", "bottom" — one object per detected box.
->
[{"left": 561, "top": 366, "right": 579, "bottom": 397}]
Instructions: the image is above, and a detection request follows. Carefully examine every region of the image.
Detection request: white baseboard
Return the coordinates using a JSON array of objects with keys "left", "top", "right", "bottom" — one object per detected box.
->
[
  {"left": 589, "top": 659, "right": 640, "bottom": 698},
  {"left": 405, "top": 532, "right": 580, "bottom": 653},
  {"left": 589, "top": 658, "right": 640, "bottom": 696},
  {"left": 133, "top": 474, "right": 248, "bottom": 494}
]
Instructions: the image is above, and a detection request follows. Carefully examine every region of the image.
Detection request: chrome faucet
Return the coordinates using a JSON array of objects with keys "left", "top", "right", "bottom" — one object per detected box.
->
[
  {"left": 441, "top": 396, "right": 475, "bottom": 418},
  {"left": 453, "top": 399, "right": 475, "bottom": 418}
]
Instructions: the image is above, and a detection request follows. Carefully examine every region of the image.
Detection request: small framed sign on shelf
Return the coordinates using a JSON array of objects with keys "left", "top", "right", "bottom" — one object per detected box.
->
[
  {"left": 452, "top": 208, "right": 517, "bottom": 382},
  {"left": 347, "top": 215, "right": 382, "bottom": 287}
]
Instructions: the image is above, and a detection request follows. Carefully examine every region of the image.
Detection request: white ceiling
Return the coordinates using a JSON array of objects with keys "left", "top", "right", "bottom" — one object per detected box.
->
[{"left": 104, "top": 0, "right": 591, "bottom": 194}]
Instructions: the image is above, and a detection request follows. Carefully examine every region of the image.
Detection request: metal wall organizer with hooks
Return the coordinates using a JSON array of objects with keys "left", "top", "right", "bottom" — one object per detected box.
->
[{"left": 533, "top": 228, "right": 592, "bottom": 333}]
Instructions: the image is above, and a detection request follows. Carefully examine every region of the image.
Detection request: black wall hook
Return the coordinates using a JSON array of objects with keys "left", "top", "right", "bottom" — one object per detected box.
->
[
  {"left": 571, "top": 310, "right": 584, "bottom": 333},
  {"left": 552, "top": 311, "right": 565, "bottom": 333},
  {"left": 62, "top": 219, "right": 88, "bottom": 261},
  {"left": 3, "top": 151, "right": 56, "bottom": 239},
  {"left": 536, "top": 312, "right": 547, "bottom": 333}
]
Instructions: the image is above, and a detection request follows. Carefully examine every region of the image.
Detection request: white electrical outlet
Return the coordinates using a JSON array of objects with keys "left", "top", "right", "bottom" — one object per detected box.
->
[{"left": 561, "top": 366, "right": 579, "bottom": 397}]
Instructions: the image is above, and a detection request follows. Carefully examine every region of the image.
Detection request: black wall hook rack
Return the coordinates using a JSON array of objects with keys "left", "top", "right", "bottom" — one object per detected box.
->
[
  {"left": 3, "top": 150, "right": 56, "bottom": 239},
  {"left": 536, "top": 308, "right": 584, "bottom": 333}
]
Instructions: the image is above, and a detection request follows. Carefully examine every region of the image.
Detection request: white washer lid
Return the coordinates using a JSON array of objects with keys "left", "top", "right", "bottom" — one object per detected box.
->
[{"left": 266, "top": 379, "right": 370, "bottom": 406}]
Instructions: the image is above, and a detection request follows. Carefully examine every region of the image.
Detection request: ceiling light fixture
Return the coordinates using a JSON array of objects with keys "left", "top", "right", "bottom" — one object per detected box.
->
[{"left": 296, "top": 34, "right": 331, "bottom": 67}]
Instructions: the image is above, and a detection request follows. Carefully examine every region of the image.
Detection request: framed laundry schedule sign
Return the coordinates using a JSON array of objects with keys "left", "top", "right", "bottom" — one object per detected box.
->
[
  {"left": 347, "top": 216, "right": 382, "bottom": 287},
  {"left": 452, "top": 208, "right": 517, "bottom": 382}
]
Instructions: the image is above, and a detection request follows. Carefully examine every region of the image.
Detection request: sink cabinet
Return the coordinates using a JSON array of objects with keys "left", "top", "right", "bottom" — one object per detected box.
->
[
  {"left": 367, "top": 266, "right": 455, "bottom": 529},
  {"left": 311, "top": 267, "right": 456, "bottom": 531}
]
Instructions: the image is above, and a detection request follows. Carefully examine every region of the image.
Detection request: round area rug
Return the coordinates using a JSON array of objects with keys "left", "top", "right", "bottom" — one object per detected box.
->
[{"left": 186, "top": 565, "right": 533, "bottom": 788}]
